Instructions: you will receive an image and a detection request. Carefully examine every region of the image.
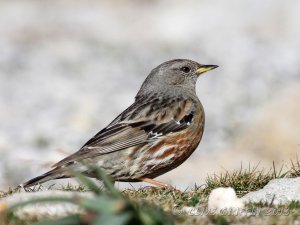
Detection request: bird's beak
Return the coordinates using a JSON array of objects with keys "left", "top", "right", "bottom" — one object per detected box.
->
[{"left": 196, "top": 65, "right": 218, "bottom": 75}]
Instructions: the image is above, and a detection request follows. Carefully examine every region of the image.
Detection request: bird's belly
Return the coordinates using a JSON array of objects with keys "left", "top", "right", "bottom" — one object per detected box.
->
[
  {"left": 127, "top": 122, "right": 204, "bottom": 180},
  {"left": 91, "top": 112, "right": 204, "bottom": 181},
  {"left": 89, "top": 149, "right": 136, "bottom": 180}
]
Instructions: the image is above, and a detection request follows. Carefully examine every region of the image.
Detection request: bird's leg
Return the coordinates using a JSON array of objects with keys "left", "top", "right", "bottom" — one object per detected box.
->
[{"left": 141, "top": 178, "right": 170, "bottom": 188}]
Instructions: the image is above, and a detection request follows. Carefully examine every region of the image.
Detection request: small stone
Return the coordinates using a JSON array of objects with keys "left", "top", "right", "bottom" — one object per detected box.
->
[
  {"left": 208, "top": 187, "right": 244, "bottom": 214},
  {"left": 0, "top": 190, "right": 93, "bottom": 220},
  {"left": 242, "top": 177, "right": 300, "bottom": 205}
]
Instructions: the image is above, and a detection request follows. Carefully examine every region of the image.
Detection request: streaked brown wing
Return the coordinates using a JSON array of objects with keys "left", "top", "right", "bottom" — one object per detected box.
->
[
  {"left": 52, "top": 124, "right": 149, "bottom": 167},
  {"left": 52, "top": 95, "right": 195, "bottom": 168}
]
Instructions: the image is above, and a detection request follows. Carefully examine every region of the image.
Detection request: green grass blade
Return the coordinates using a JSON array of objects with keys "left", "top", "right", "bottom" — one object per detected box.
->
[
  {"left": 68, "top": 170, "right": 102, "bottom": 195},
  {"left": 80, "top": 197, "right": 126, "bottom": 213},
  {"left": 92, "top": 212, "right": 132, "bottom": 225},
  {"left": 32, "top": 215, "right": 81, "bottom": 225}
]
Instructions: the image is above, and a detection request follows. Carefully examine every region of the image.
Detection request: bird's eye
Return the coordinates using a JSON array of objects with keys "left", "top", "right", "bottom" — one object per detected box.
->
[{"left": 180, "top": 66, "right": 191, "bottom": 73}]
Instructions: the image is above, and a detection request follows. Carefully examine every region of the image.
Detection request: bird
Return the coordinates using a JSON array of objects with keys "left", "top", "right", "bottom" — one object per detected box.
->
[{"left": 23, "top": 59, "right": 218, "bottom": 188}]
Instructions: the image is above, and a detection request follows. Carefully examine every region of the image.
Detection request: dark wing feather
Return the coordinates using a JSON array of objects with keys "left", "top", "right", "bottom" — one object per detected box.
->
[
  {"left": 52, "top": 95, "right": 195, "bottom": 168},
  {"left": 52, "top": 124, "right": 149, "bottom": 167}
]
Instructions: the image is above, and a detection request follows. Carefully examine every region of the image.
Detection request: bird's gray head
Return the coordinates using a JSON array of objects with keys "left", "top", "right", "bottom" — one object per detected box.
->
[{"left": 137, "top": 59, "right": 218, "bottom": 97}]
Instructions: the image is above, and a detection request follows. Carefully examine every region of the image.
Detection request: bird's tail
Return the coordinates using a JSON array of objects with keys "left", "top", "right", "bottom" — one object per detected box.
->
[{"left": 23, "top": 167, "right": 70, "bottom": 188}]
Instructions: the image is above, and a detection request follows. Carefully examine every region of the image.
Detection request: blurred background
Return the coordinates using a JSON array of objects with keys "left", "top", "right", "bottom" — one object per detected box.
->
[{"left": 0, "top": 0, "right": 299, "bottom": 190}]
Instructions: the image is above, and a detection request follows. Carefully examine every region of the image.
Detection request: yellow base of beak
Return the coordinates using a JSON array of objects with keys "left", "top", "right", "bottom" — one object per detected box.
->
[{"left": 196, "top": 65, "right": 218, "bottom": 74}]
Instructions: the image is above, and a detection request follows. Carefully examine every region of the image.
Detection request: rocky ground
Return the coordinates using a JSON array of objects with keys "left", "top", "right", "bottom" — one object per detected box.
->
[{"left": 1, "top": 165, "right": 299, "bottom": 225}]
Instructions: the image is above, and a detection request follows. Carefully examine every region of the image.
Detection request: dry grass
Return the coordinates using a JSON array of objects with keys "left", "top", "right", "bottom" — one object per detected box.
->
[
  {"left": 0, "top": 160, "right": 299, "bottom": 225},
  {"left": 203, "top": 162, "right": 286, "bottom": 196}
]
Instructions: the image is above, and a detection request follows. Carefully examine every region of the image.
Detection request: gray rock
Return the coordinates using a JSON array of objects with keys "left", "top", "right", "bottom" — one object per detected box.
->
[
  {"left": 0, "top": 190, "right": 93, "bottom": 219},
  {"left": 242, "top": 178, "right": 300, "bottom": 205}
]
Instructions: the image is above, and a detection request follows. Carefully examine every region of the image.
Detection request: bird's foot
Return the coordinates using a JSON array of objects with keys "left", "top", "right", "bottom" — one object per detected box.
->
[{"left": 141, "top": 178, "right": 174, "bottom": 189}]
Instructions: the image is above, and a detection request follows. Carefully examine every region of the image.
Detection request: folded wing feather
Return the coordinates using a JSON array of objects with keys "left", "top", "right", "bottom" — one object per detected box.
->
[{"left": 52, "top": 97, "right": 195, "bottom": 168}]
